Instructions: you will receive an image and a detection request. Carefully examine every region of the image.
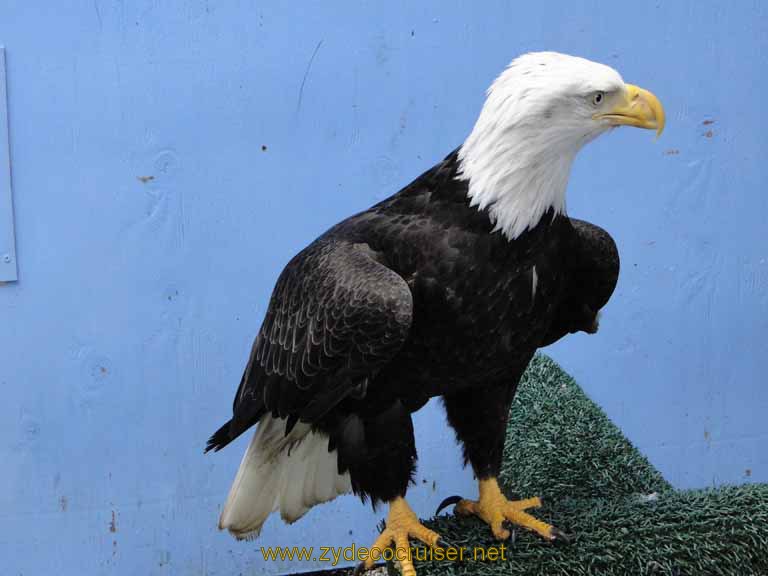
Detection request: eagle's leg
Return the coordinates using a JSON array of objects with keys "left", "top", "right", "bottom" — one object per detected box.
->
[
  {"left": 441, "top": 382, "right": 564, "bottom": 541},
  {"left": 356, "top": 496, "right": 441, "bottom": 576},
  {"left": 349, "top": 400, "right": 443, "bottom": 576}
]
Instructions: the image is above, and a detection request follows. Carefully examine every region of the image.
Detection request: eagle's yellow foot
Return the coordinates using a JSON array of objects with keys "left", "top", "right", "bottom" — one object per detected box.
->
[
  {"left": 439, "top": 478, "right": 565, "bottom": 541},
  {"left": 354, "top": 496, "right": 441, "bottom": 576}
]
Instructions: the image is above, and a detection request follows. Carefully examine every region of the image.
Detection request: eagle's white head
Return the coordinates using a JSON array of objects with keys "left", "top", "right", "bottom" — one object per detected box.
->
[{"left": 457, "top": 51, "right": 665, "bottom": 240}]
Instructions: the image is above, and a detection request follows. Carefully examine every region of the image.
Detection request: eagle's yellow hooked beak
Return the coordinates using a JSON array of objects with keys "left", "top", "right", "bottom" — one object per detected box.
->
[{"left": 595, "top": 84, "right": 665, "bottom": 137}]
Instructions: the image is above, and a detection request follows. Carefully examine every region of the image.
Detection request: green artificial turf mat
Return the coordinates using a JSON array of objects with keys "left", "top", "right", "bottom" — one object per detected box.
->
[{"left": 408, "top": 354, "right": 768, "bottom": 576}]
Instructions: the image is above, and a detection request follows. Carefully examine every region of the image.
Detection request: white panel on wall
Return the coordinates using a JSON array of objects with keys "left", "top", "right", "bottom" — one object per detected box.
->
[{"left": 0, "top": 47, "right": 17, "bottom": 282}]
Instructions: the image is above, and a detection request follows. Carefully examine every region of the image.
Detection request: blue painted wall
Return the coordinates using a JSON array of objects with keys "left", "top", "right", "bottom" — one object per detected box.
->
[{"left": 1, "top": 2, "right": 766, "bottom": 574}]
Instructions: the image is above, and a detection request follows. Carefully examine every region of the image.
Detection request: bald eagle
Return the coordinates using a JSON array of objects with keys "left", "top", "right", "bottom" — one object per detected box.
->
[{"left": 206, "top": 52, "right": 664, "bottom": 576}]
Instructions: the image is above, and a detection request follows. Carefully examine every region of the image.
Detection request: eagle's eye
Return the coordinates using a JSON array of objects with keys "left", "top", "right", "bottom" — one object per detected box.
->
[{"left": 592, "top": 91, "right": 605, "bottom": 106}]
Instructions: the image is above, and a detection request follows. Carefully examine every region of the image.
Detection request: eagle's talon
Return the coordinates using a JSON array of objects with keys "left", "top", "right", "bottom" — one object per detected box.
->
[
  {"left": 550, "top": 527, "right": 573, "bottom": 543},
  {"left": 435, "top": 495, "right": 464, "bottom": 516}
]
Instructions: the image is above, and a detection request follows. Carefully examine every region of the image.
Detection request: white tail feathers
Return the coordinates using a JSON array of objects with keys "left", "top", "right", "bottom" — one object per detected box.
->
[{"left": 218, "top": 414, "right": 352, "bottom": 540}]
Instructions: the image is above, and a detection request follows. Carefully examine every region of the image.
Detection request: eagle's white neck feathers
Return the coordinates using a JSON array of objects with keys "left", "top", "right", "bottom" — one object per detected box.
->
[{"left": 457, "top": 52, "right": 625, "bottom": 240}]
